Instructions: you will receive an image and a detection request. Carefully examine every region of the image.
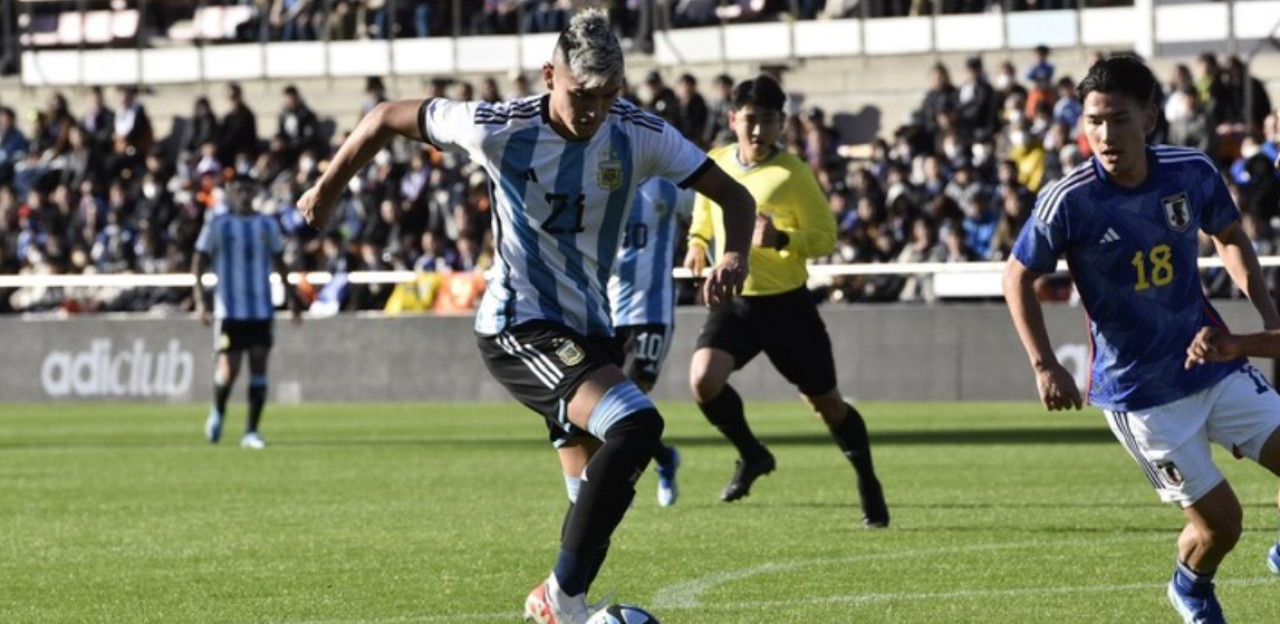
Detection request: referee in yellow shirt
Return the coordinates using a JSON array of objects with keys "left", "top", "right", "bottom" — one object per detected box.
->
[{"left": 684, "top": 75, "right": 888, "bottom": 528}]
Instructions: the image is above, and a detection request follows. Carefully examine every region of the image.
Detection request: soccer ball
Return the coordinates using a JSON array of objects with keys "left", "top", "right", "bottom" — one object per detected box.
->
[{"left": 586, "top": 603, "right": 662, "bottom": 624}]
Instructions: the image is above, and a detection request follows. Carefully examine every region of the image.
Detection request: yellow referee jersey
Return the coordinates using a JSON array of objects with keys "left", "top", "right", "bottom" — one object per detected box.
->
[{"left": 688, "top": 144, "right": 835, "bottom": 296}]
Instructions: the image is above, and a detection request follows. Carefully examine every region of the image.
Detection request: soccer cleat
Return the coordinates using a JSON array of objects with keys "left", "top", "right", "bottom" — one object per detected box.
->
[
  {"left": 1167, "top": 574, "right": 1228, "bottom": 624},
  {"left": 1267, "top": 544, "right": 1280, "bottom": 576},
  {"left": 204, "top": 409, "right": 223, "bottom": 444},
  {"left": 720, "top": 450, "right": 776, "bottom": 502},
  {"left": 240, "top": 432, "right": 267, "bottom": 450},
  {"left": 656, "top": 446, "right": 680, "bottom": 507},
  {"left": 523, "top": 575, "right": 590, "bottom": 624}
]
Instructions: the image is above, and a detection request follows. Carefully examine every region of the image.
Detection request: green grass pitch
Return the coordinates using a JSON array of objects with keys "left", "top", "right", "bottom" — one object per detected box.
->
[{"left": 2, "top": 401, "right": 1278, "bottom": 624}]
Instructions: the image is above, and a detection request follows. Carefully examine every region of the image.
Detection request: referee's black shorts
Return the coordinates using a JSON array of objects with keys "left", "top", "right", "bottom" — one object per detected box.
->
[
  {"left": 477, "top": 321, "right": 624, "bottom": 437},
  {"left": 695, "top": 287, "right": 837, "bottom": 397}
]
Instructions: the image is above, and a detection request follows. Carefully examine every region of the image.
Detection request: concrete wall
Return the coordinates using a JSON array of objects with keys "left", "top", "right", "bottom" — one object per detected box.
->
[{"left": 2, "top": 301, "right": 1270, "bottom": 403}]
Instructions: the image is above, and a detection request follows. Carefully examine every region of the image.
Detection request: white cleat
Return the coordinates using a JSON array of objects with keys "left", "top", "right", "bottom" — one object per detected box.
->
[
  {"left": 204, "top": 410, "right": 223, "bottom": 444},
  {"left": 240, "top": 432, "right": 267, "bottom": 450},
  {"left": 523, "top": 574, "right": 589, "bottom": 624}
]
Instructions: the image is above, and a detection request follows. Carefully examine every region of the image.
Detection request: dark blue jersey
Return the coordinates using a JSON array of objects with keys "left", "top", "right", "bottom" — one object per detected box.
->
[{"left": 1012, "top": 145, "right": 1244, "bottom": 411}]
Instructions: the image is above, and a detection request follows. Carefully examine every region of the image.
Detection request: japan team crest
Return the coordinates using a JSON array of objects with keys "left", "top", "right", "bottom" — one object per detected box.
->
[
  {"left": 1161, "top": 192, "right": 1191, "bottom": 232},
  {"left": 1155, "top": 460, "right": 1184, "bottom": 487}
]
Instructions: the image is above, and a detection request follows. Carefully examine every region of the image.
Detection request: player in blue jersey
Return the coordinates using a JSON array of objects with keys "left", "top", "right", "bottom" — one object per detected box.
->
[
  {"left": 1004, "top": 56, "right": 1280, "bottom": 624},
  {"left": 297, "top": 10, "right": 756, "bottom": 624},
  {"left": 192, "top": 174, "right": 302, "bottom": 450}
]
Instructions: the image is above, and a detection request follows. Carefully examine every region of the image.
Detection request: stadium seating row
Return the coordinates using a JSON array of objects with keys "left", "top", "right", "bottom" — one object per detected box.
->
[
  {"left": 17, "top": 5, "right": 255, "bottom": 48},
  {"left": 19, "top": 9, "right": 140, "bottom": 47}
]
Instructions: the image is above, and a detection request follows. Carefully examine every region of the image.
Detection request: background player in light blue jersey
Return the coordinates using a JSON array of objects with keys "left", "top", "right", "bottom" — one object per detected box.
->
[
  {"left": 607, "top": 177, "right": 692, "bottom": 505},
  {"left": 1004, "top": 56, "right": 1280, "bottom": 624},
  {"left": 550, "top": 177, "right": 693, "bottom": 516},
  {"left": 297, "top": 10, "right": 756, "bottom": 624},
  {"left": 192, "top": 174, "right": 302, "bottom": 450}
]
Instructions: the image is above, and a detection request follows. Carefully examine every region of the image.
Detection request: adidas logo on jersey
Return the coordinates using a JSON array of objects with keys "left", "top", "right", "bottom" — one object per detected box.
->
[{"left": 1099, "top": 228, "right": 1121, "bottom": 244}]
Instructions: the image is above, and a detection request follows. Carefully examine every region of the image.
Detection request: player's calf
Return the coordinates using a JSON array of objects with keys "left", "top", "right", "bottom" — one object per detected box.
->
[{"left": 555, "top": 384, "right": 662, "bottom": 598}]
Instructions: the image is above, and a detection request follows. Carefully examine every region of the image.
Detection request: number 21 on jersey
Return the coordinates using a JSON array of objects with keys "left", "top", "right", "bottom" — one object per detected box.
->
[{"left": 1132, "top": 244, "right": 1173, "bottom": 291}]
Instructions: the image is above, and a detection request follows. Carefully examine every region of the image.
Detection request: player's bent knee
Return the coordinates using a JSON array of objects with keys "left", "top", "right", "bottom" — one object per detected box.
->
[
  {"left": 690, "top": 376, "right": 724, "bottom": 404},
  {"left": 803, "top": 390, "right": 846, "bottom": 424},
  {"left": 587, "top": 382, "right": 663, "bottom": 444}
]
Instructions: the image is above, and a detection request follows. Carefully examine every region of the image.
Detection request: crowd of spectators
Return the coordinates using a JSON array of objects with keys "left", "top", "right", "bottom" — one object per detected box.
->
[{"left": 0, "top": 45, "right": 1276, "bottom": 315}]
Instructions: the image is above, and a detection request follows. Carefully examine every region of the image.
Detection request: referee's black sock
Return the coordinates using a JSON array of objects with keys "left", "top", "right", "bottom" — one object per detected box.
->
[
  {"left": 246, "top": 375, "right": 268, "bottom": 433},
  {"left": 698, "top": 385, "right": 767, "bottom": 459},
  {"left": 829, "top": 403, "right": 887, "bottom": 518},
  {"left": 828, "top": 403, "right": 875, "bottom": 475},
  {"left": 554, "top": 409, "right": 662, "bottom": 596}
]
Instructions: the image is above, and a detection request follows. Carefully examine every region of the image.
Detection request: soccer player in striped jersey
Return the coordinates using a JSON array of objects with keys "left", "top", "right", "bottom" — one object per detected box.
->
[
  {"left": 297, "top": 10, "right": 756, "bottom": 624},
  {"left": 1005, "top": 55, "right": 1280, "bottom": 624},
  {"left": 192, "top": 174, "right": 302, "bottom": 450},
  {"left": 684, "top": 75, "right": 889, "bottom": 528}
]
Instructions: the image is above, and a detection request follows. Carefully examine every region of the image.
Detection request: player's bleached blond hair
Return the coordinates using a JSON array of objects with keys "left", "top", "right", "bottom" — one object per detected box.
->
[{"left": 552, "top": 8, "right": 624, "bottom": 89}]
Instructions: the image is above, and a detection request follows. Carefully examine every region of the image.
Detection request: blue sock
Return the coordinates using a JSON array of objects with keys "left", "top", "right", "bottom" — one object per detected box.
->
[{"left": 1174, "top": 560, "right": 1215, "bottom": 596}]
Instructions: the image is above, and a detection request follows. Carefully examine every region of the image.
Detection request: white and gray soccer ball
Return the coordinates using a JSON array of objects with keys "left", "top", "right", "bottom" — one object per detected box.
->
[{"left": 586, "top": 604, "right": 662, "bottom": 624}]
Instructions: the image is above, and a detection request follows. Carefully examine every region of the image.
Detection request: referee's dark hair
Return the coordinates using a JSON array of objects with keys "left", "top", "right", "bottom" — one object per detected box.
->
[
  {"left": 1077, "top": 54, "right": 1159, "bottom": 108},
  {"left": 731, "top": 75, "right": 786, "bottom": 113}
]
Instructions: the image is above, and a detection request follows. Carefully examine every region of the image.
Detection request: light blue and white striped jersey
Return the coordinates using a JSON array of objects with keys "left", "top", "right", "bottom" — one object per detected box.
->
[
  {"left": 1012, "top": 145, "right": 1242, "bottom": 411},
  {"left": 195, "top": 207, "right": 284, "bottom": 321},
  {"left": 608, "top": 177, "right": 694, "bottom": 327},
  {"left": 421, "top": 95, "right": 711, "bottom": 337}
]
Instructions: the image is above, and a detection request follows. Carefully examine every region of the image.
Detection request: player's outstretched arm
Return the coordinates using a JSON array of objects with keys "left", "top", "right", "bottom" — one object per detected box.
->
[
  {"left": 299, "top": 99, "right": 429, "bottom": 229},
  {"left": 1211, "top": 219, "right": 1280, "bottom": 329},
  {"left": 690, "top": 164, "right": 756, "bottom": 305},
  {"left": 1003, "top": 258, "right": 1083, "bottom": 411},
  {"left": 1185, "top": 326, "right": 1280, "bottom": 367}
]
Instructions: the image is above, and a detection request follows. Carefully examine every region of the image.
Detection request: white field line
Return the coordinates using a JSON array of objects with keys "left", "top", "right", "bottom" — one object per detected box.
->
[{"left": 259, "top": 533, "right": 1280, "bottom": 624}]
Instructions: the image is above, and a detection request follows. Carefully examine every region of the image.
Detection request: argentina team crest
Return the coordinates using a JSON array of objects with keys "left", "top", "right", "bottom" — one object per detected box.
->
[
  {"left": 554, "top": 339, "right": 586, "bottom": 367},
  {"left": 597, "top": 144, "right": 623, "bottom": 191},
  {"left": 597, "top": 159, "right": 623, "bottom": 191},
  {"left": 1161, "top": 192, "right": 1191, "bottom": 232}
]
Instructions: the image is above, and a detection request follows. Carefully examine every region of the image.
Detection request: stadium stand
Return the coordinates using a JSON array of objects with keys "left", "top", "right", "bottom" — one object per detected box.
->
[{"left": 2, "top": 1, "right": 1280, "bottom": 316}]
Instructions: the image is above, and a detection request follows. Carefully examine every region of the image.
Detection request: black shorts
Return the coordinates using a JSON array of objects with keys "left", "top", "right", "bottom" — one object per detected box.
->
[
  {"left": 695, "top": 287, "right": 837, "bottom": 397},
  {"left": 613, "top": 323, "right": 673, "bottom": 387},
  {"left": 214, "top": 319, "right": 274, "bottom": 353},
  {"left": 477, "top": 321, "right": 623, "bottom": 437}
]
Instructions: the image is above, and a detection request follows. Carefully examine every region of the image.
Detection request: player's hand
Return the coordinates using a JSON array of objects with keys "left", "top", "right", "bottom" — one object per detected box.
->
[
  {"left": 683, "top": 245, "right": 707, "bottom": 277},
  {"left": 297, "top": 186, "right": 332, "bottom": 230},
  {"left": 752, "top": 214, "right": 779, "bottom": 248},
  {"left": 703, "top": 251, "right": 748, "bottom": 307},
  {"left": 1035, "top": 361, "right": 1083, "bottom": 411},
  {"left": 196, "top": 307, "right": 211, "bottom": 327},
  {"left": 1184, "top": 327, "right": 1240, "bottom": 368}
]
